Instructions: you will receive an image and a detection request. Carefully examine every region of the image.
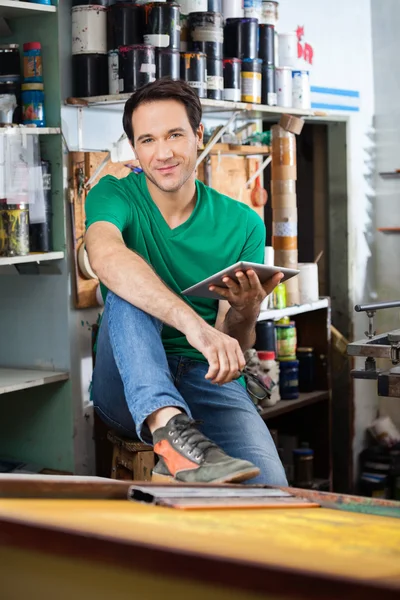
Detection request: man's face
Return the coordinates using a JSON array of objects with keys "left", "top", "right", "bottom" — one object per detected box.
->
[{"left": 132, "top": 99, "right": 203, "bottom": 193}]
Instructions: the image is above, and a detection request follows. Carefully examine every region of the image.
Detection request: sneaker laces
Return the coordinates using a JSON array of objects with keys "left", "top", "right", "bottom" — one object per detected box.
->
[{"left": 172, "top": 419, "right": 218, "bottom": 460}]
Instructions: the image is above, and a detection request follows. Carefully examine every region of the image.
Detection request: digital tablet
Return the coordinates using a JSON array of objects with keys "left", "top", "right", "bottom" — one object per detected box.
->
[{"left": 182, "top": 261, "right": 299, "bottom": 299}]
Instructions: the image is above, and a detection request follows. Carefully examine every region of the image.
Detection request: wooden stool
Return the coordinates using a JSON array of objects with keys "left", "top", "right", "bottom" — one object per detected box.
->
[{"left": 107, "top": 430, "right": 155, "bottom": 481}]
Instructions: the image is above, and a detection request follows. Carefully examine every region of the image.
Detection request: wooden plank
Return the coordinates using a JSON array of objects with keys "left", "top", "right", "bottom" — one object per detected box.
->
[
  {"left": 203, "top": 143, "right": 270, "bottom": 156},
  {"left": 0, "top": 368, "right": 69, "bottom": 395},
  {"left": 260, "top": 391, "right": 329, "bottom": 420}
]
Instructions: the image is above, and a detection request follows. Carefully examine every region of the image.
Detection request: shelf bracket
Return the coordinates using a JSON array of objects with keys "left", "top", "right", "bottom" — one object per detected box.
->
[{"left": 196, "top": 110, "right": 242, "bottom": 169}]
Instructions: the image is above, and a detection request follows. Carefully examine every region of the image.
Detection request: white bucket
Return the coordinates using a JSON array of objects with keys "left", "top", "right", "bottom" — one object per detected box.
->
[
  {"left": 292, "top": 70, "right": 311, "bottom": 109},
  {"left": 260, "top": 0, "right": 279, "bottom": 26},
  {"left": 72, "top": 6, "right": 107, "bottom": 55},
  {"left": 222, "top": 0, "right": 244, "bottom": 19},
  {"left": 278, "top": 31, "right": 298, "bottom": 68},
  {"left": 180, "top": 0, "right": 207, "bottom": 14},
  {"left": 298, "top": 263, "right": 319, "bottom": 304},
  {"left": 276, "top": 66, "right": 292, "bottom": 107}
]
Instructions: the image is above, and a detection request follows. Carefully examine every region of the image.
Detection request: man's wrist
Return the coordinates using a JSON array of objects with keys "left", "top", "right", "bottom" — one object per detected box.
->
[{"left": 228, "top": 304, "right": 260, "bottom": 325}]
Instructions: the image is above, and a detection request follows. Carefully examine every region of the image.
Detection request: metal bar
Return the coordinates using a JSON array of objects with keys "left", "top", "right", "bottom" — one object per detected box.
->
[
  {"left": 355, "top": 301, "right": 400, "bottom": 312},
  {"left": 195, "top": 110, "right": 241, "bottom": 169}
]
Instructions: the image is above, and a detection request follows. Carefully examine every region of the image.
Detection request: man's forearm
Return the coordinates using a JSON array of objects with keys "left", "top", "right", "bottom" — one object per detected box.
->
[{"left": 218, "top": 307, "right": 258, "bottom": 351}]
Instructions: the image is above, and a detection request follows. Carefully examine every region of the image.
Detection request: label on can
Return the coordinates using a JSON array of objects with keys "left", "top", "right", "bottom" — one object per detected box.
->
[
  {"left": 244, "top": 0, "right": 262, "bottom": 19},
  {"left": 276, "top": 67, "right": 292, "bottom": 108},
  {"left": 223, "top": 88, "right": 241, "bottom": 102},
  {"left": 188, "top": 80, "right": 204, "bottom": 89},
  {"left": 241, "top": 71, "right": 261, "bottom": 104},
  {"left": 261, "top": 1, "right": 278, "bottom": 26},
  {"left": 23, "top": 56, "right": 42, "bottom": 81},
  {"left": 292, "top": 70, "right": 311, "bottom": 109},
  {"left": 267, "top": 92, "right": 277, "bottom": 105},
  {"left": 276, "top": 325, "right": 297, "bottom": 359},
  {"left": 140, "top": 63, "right": 156, "bottom": 73},
  {"left": 273, "top": 221, "right": 298, "bottom": 237},
  {"left": 191, "top": 28, "right": 223, "bottom": 44},
  {"left": 108, "top": 52, "right": 119, "bottom": 95},
  {"left": 180, "top": 0, "right": 207, "bottom": 14},
  {"left": 144, "top": 34, "right": 170, "bottom": 48},
  {"left": 22, "top": 101, "right": 44, "bottom": 125},
  {"left": 207, "top": 75, "right": 223, "bottom": 90}
]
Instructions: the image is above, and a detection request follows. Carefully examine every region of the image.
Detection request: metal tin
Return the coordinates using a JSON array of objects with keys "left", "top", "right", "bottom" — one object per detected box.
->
[
  {"left": 143, "top": 2, "right": 181, "bottom": 50},
  {"left": 223, "top": 58, "right": 241, "bottom": 102},
  {"left": 0, "top": 45, "right": 20, "bottom": 77},
  {"left": 72, "top": 53, "right": 108, "bottom": 97},
  {"left": 188, "top": 11, "right": 224, "bottom": 59},
  {"left": 261, "top": 64, "right": 276, "bottom": 105},
  {"left": 0, "top": 203, "right": 29, "bottom": 257},
  {"left": 107, "top": 2, "right": 142, "bottom": 50},
  {"left": 155, "top": 48, "right": 180, "bottom": 79},
  {"left": 119, "top": 44, "right": 156, "bottom": 93},
  {"left": 276, "top": 66, "right": 292, "bottom": 107},
  {"left": 108, "top": 49, "right": 120, "bottom": 95},
  {"left": 72, "top": 5, "right": 107, "bottom": 55},
  {"left": 180, "top": 51, "right": 207, "bottom": 98},
  {"left": 278, "top": 31, "right": 298, "bottom": 68},
  {"left": 292, "top": 70, "right": 311, "bottom": 109},
  {"left": 244, "top": 0, "right": 261, "bottom": 20},
  {"left": 222, "top": 0, "right": 243, "bottom": 19},
  {"left": 206, "top": 57, "right": 223, "bottom": 100},
  {"left": 241, "top": 58, "right": 262, "bottom": 103},
  {"left": 260, "top": 0, "right": 278, "bottom": 26},
  {"left": 21, "top": 83, "right": 45, "bottom": 126},
  {"left": 179, "top": 0, "right": 207, "bottom": 14},
  {"left": 224, "top": 17, "right": 258, "bottom": 60},
  {"left": 259, "top": 23, "right": 275, "bottom": 65}
]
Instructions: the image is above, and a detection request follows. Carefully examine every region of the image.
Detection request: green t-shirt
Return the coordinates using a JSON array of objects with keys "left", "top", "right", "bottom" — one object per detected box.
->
[{"left": 85, "top": 172, "right": 265, "bottom": 362}]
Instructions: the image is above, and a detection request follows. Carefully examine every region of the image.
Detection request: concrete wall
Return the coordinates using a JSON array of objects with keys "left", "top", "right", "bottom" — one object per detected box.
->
[{"left": 370, "top": 0, "right": 400, "bottom": 431}]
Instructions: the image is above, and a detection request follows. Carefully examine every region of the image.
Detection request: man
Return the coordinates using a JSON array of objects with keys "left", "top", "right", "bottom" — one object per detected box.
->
[{"left": 85, "top": 78, "right": 287, "bottom": 486}]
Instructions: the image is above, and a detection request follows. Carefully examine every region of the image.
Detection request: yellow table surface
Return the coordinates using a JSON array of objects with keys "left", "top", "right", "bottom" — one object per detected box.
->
[{"left": 0, "top": 499, "right": 400, "bottom": 587}]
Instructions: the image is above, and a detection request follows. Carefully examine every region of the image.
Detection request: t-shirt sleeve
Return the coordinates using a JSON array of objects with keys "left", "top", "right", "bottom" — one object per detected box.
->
[
  {"left": 239, "top": 209, "right": 266, "bottom": 264},
  {"left": 85, "top": 175, "right": 132, "bottom": 233}
]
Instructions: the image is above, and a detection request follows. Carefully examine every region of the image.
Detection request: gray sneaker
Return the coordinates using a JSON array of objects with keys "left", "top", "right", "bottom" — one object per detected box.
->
[{"left": 152, "top": 414, "right": 260, "bottom": 484}]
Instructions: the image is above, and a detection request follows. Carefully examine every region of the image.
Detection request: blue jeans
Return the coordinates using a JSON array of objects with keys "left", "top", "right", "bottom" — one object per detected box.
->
[{"left": 92, "top": 292, "right": 287, "bottom": 486}]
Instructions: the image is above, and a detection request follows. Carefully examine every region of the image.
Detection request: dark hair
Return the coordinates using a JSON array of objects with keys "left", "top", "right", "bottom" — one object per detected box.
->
[{"left": 123, "top": 78, "right": 202, "bottom": 145}]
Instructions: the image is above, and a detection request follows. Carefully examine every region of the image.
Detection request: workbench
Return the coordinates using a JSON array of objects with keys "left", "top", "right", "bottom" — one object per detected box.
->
[{"left": 0, "top": 478, "right": 399, "bottom": 600}]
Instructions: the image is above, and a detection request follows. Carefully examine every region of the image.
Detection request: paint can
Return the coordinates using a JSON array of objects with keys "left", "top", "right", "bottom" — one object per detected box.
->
[
  {"left": 206, "top": 57, "right": 223, "bottom": 100},
  {"left": 261, "top": 64, "right": 276, "bottom": 105},
  {"left": 72, "top": 53, "right": 108, "bottom": 97},
  {"left": 29, "top": 160, "right": 53, "bottom": 253},
  {"left": 208, "top": 0, "right": 222, "bottom": 11},
  {"left": 107, "top": 2, "right": 142, "bottom": 50},
  {"left": 188, "top": 12, "right": 224, "bottom": 59},
  {"left": 119, "top": 44, "right": 156, "bottom": 93},
  {"left": 278, "top": 31, "right": 297, "bottom": 68},
  {"left": 143, "top": 2, "right": 181, "bottom": 50},
  {"left": 260, "top": 0, "right": 278, "bottom": 25},
  {"left": 244, "top": 0, "right": 261, "bottom": 20},
  {"left": 155, "top": 48, "right": 180, "bottom": 79},
  {"left": 0, "top": 45, "right": 20, "bottom": 78},
  {"left": 292, "top": 70, "right": 311, "bottom": 109},
  {"left": 108, "top": 49, "right": 120, "bottom": 94},
  {"left": 222, "top": 0, "right": 243, "bottom": 19},
  {"left": 180, "top": 14, "right": 189, "bottom": 51},
  {"left": 180, "top": 51, "right": 207, "bottom": 97},
  {"left": 72, "top": 5, "right": 107, "bottom": 55},
  {"left": 259, "top": 23, "right": 274, "bottom": 65},
  {"left": 223, "top": 58, "right": 241, "bottom": 102},
  {"left": 224, "top": 18, "right": 257, "bottom": 60},
  {"left": 179, "top": 0, "right": 207, "bottom": 14},
  {"left": 0, "top": 203, "right": 29, "bottom": 257},
  {"left": 276, "top": 66, "right": 292, "bottom": 107},
  {"left": 241, "top": 58, "right": 262, "bottom": 104}
]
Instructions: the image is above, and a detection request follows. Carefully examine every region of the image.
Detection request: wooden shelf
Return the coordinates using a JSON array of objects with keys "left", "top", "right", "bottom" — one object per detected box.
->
[
  {"left": 379, "top": 172, "right": 400, "bottom": 179},
  {"left": 0, "top": 0, "right": 56, "bottom": 18},
  {"left": 0, "top": 251, "right": 64, "bottom": 267},
  {"left": 378, "top": 228, "right": 400, "bottom": 233},
  {"left": 258, "top": 298, "right": 329, "bottom": 321},
  {"left": 260, "top": 391, "right": 329, "bottom": 420},
  {"left": 0, "top": 127, "right": 60, "bottom": 135},
  {"left": 202, "top": 143, "right": 270, "bottom": 156},
  {"left": 0, "top": 368, "right": 69, "bottom": 395}
]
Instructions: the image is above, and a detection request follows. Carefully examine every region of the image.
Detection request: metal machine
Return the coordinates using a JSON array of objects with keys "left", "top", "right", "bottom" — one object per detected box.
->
[{"left": 347, "top": 300, "right": 400, "bottom": 398}]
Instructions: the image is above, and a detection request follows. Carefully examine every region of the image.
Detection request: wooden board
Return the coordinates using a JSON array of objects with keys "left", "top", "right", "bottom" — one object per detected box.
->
[
  {"left": 68, "top": 152, "right": 131, "bottom": 309},
  {"left": 0, "top": 499, "right": 400, "bottom": 599}
]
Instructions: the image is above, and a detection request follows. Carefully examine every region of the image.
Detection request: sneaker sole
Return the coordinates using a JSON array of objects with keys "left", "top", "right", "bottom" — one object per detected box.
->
[{"left": 151, "top": 467, "right": 260, "bottom": 485}]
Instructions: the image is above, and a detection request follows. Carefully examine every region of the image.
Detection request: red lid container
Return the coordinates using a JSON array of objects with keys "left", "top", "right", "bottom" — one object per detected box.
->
[
  {"left": 23, "top": 42, "right": 41, "bottom": 51},
  {"left": 258, "top": 351, "right": 276, "bottom": 361}
]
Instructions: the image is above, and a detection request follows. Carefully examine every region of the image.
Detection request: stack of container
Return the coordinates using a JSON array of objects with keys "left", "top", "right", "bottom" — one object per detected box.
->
[
  {"left": 258, "top": 1, "right": 278, "bottom": 106},
  {"left": 271, "top": 124, "right": 300, "bottom": 306},
  {"left": 223, "top": 16, "right": 260, "bottom": 104},
  {"left": 0, "top": 44, "right": 21, "bottom": 125},
  {"left": 277, "top": 28, "right": 311, "bottom": 109}
]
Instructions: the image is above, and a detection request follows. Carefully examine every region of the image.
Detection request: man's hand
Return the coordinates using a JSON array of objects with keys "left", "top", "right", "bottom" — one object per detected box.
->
[
  {"left": 185, "top": 321, "right": 246, "bottom": 385},
  {"left": 209, "top": 270, "right": 284, "bottom": 318}
]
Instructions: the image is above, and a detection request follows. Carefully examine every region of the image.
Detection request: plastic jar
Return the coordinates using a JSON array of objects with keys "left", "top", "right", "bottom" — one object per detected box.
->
[
  {"left": 276, "top": 320, "right": 297, "bottom": 360},
  {"left": 0, "top": 202, "right": 29, "bottom": 257},
  {"left": 293, "top": 443, "right": 314, "bottom": 488},
  {"left": 297, "top": 347, "right": 315, "bottom": 392},
  {"left": 279, "top": 359, "right": 299, "bottom": 400},
  {"left": 257, "top": 350, "right": 280, "bottom": 406},
  {"left": 23, "top": 42, "right": 43, "bottom": 83},
  {"left": 21, "top": 83, "right": 46, "bottom": 126}
]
